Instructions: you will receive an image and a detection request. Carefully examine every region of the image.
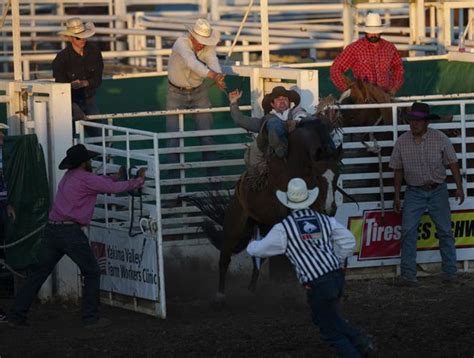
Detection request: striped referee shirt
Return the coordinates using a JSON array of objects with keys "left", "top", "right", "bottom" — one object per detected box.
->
[{"left": 247, "top": 209, "right": 356, "bottom": 284}]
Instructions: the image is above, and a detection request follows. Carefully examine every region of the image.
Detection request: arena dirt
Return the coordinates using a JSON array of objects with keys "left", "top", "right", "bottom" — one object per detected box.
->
[{"left": 1, "top": 269, "right": 474, "bottom": 357}]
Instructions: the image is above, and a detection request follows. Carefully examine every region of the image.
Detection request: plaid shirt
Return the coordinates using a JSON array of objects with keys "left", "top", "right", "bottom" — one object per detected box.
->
[
  {"left": 389, "top": 128, "right": 458, "bottom": 186},
  {"left": 330, "top": 37, "right": 404, "bottom": 93}
]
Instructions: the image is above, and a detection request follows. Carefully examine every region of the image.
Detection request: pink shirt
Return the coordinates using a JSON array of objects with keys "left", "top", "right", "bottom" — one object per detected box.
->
[
  {"left": 49, "top": 168, "right": 144, "bottom": 225},
  {"left": 330, "top": 37, "right": 404, "bottom": 93}
]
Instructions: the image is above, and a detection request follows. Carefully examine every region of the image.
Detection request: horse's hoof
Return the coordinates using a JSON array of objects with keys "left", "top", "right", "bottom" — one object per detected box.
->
[
  {"left": 215, "top": 292, "right": 225, "bottom": 303},
  {"left": 248, "top": 283, "right": 257, "bottom": 293},
  {"left": 211, "top": 292, "right": 226, "bottom": 308}
]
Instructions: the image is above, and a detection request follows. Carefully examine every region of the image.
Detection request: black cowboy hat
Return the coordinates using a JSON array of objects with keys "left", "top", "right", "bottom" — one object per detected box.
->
[
  {"left": 262, "top": 86, "right": 301, "bottom": 114},
  {"left": 401, "top": 102, "right": 440, "bottom": 121},
  {"left": 59, "top": 144, "right": 98, "bottom": 170}
]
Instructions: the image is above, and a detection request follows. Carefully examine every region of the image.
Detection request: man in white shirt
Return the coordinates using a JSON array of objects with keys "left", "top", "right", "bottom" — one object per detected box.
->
[
  {"left": 247, "top": 178, "right": 374, "bottom": 357},
  {"left": 166, "top": 18, "right": 226, "bottom": 181}
]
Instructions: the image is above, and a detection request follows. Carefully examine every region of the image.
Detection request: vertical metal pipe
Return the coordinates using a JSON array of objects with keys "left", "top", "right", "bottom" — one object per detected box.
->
[
  {"left": 342, "top": 0, "right": 353, "bottom": 47},
  {"left": 153, "top": 134, "right": 166, "bottom": 319},
  {"left": 260, "top": 0, "right": 270, "bottom": 67},
  {"left": 11, "top": 0, "right": 21, "bottom": 81}
]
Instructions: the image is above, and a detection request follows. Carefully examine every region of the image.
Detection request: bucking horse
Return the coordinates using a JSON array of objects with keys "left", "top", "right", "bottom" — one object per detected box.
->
[{"left": 186, "top": 118, "right": 343, "bottom": 303}]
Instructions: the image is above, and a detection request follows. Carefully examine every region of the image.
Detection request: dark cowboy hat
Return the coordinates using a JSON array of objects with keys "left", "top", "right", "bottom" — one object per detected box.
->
[
  {"left": 59, "top": 144, "right": 99, "bottom": 170},
  {"left": 401, "top": 102, "right": 440, "bottom": 121},
  {"left": 262, "top": 86, "right": 301, "bottom": 114}
]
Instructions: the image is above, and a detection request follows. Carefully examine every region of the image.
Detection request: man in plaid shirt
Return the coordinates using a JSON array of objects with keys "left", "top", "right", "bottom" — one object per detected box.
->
[
  {"left": 389, "top": 102, "right": 464, "bottom": 287},
  {"left": 330, "top": 12, "right": 404, "bottom": 96}
]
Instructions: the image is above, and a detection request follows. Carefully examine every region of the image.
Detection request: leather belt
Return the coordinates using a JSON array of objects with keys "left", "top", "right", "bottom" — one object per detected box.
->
[
  {"left": 48, "top": 220, "right": 78, "bottom": 225},
  {"left": 412, "top": 182, "right": 441, "bottom": 191},
  {"left": 168, "top": 81, "right": 197, "bottom": 92}
]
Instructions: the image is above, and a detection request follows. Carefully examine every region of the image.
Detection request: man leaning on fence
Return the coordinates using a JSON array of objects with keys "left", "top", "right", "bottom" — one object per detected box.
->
[
  {"left": 330, "top": 12, "right": 404, "bottom": 97},
  {"left": 8, "top": 144, "right": 145, "bottom": 329},
  {"left": 166, "top": 18, "right": 226, "bottom": 180},
  {"left": 389, "top": 102, "right": 464, "bottom": 287},
  {"left": 53, "top": 17, "right": 104, "bottom": 136}
]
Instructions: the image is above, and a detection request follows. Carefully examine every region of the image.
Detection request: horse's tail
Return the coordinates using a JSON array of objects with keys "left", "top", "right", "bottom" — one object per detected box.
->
[
  {"left": 200, "top": 220, "right": 225, "bottom": 251},
  {"left": 181, "top": 188, "right": 231, "bottom": 250}
]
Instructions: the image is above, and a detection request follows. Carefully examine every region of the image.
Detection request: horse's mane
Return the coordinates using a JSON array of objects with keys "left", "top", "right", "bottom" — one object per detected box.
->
[
  {"left": 294, "top": 118, "right": 339, "bottom": 161},
  {"left": 348, "top": 79, "right": 391, "bottom": 105}
]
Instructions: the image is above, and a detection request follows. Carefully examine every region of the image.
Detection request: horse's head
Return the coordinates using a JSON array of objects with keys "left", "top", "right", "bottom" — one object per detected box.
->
[
  {"left": 289, "top": 119, "right": 343, "bottom": 216},
  {"left": 335, "top": 79, "right": 393, "bottom": 127}
]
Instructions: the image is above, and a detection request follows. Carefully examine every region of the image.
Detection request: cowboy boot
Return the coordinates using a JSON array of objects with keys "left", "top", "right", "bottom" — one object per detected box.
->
[{"left": 268, "top": 129, "right": 288, "bottom": 158}]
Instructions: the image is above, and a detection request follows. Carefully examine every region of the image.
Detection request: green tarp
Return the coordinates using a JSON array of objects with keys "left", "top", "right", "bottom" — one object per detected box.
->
[{"left": 4, "top": 134, "right": 49, "bottom": 270}]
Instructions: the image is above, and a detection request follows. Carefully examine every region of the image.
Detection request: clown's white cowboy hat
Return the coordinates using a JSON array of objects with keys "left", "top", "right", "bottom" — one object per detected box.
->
[
  {"left": 185, "top": 18, "right": 220, "bottom": 46},
  {"left": 58, "top": 18, "right": 96, "bottom": 39},
  {"left": 358, "top": 12, "right": 388, "bottom": 34},
  {"left": 276, "top": 178, "right": 319, "bottom": 210},
  {"left": 0, "top": 123, "right": 9, "bottom": 129}
]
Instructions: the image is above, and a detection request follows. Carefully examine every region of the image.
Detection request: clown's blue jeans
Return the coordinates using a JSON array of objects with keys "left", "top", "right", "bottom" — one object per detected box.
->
[
  {"left": 401, "top": 183, "right": 457, "bottom": 280},
  {"left": 306, "top": 270, "right": 370, "bottom": 357}
]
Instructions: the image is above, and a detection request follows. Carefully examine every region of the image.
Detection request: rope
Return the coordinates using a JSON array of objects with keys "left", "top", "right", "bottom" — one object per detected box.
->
[
  {"left": 362, "top": 130, "right": 385, "bottom": 220},
  {"left": 0, "top": 223, "right": 46, "bottom": 249},
  {"left": 226, "top": 0, "right": 254, "bottom": 60},
  {"left": 0, "top": 258, "right": 26, "bottom": 278},
  {"left": 0, "top": 0, "right": 11, "bottom": 30}
]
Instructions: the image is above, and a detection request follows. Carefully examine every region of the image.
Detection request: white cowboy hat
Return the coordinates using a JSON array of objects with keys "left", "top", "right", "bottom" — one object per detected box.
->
[
  {"left": 185, "top": 18, "right": 220, "bottom": 46},
  {"left": 58, "top": 17, "right": 96, "bottom": 39},
  {"left": 358, "top": 13, "right": 387, "bottom": 34},
  {"left": 0, "top": 123, "right": 8, "bottom": 129},
  {"left": 276, "top": 178, "right": 319, "bottom": 210}
]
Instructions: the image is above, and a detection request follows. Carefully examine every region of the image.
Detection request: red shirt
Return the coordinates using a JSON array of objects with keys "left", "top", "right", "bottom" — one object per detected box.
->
[{"left": 330, "top": 37, "right": 404, "bottom": 93}]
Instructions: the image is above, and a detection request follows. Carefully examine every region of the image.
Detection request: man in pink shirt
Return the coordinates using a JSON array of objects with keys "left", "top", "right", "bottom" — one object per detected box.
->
[
  {"left": 8, "top": 144, "right": 144, "bottom": 328},
  {"left": 330, "top": 12, "right": 404, "bottom": 96}
]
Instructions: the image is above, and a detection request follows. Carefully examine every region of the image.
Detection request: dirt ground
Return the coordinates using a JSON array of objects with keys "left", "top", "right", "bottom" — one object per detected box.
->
[{"left": 1, "top": 268, "right": 474, "bottom": 358}]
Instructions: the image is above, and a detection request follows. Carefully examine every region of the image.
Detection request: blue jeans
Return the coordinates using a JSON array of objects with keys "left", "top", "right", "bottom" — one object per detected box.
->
[
  {"left": 266, "top": 117, "right": 287, "bottom": 144},
  {"left": 306, "top": 270, "right": 369, "bottom": 358},
  {"left": 73, "top": 96, "right": 102, "bottom": 137},
  {"left": 9, "top": 224, "right": 101, "bottom": 323},
  {"left": 166, "top": 83, "right": 218, "bottom": 179},
  {"left": 401, "top": 183, "right": 457, "bottom": 280}
]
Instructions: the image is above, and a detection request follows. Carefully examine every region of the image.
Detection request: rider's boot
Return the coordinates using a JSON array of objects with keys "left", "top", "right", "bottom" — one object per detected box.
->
[{"left": 268, "top": 129, "right": 288, "bottom": 159}]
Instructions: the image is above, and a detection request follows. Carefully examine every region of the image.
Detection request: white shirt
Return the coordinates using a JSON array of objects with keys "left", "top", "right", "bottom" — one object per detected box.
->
[
  {"left": 167, "top": 36, "right": 222, "bottom": 88},
  {"left": 247, "top": 215, "right": 355, "bottom": 264}
]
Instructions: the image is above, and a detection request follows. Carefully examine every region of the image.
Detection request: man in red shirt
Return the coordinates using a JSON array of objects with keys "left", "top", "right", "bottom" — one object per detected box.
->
[{"left": 330, "top": 12, "right": 404, "bottom": 96}]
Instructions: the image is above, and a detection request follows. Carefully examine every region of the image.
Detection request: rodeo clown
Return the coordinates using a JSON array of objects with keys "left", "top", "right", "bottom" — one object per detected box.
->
[{"left": 246, "top": 178, "right": 375, "bottom": 357}]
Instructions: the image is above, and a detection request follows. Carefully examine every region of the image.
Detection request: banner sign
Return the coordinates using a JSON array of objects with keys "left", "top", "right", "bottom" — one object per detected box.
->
[
  {"left": 348, "top": 209, "right": 474, "bottom": 261},
  {"left": 89, "top": 227, "right": 159, "bottom": 300}
]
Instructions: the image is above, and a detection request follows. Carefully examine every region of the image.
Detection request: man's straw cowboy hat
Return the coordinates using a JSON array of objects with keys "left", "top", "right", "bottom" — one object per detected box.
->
[
  {"left": 185, "top": 18, "right": 220, "bottom": 46},
  {"left": 58, "top": 18, "right": 96, "bottom": 39},
  {"left": 276, "top": 178, "right": 319, "bottom": 210},
  {"left": 358, "top": 13, "right": 388, "bottom": 34}
]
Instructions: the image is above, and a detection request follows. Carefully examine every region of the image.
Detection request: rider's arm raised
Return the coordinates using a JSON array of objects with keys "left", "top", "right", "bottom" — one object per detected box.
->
[{"left": 230, "top": 103, "right": 265, "bottom": 133}]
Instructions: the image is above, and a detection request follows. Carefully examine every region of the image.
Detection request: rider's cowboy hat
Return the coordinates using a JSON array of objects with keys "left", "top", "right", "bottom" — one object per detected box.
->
[
  {"left": 58, "top": 18, "right": 96, "bottom": 39},
  {"left": 59, "top": 144, "right": 98, "bottom": 170},
  {"left": 262, "top": 86, "right": 301, "bottom": 114},
  {"left": 358, "top": 12, "right": 388, "bottom": 34},
  {"left": 185, "top": 18, "right": 220, "bottom": 46},
  {"left": 401, "top": 102, "right": 440, "bottom": 121},
  {"left": 276, "top": 178, "right": 319, "bottom": 210},
  {"left": 0, "top": 123, "right": 9, "bottom": 129}
]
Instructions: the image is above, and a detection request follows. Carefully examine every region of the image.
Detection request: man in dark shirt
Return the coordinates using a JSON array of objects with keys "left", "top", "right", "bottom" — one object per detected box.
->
[{"left": 53, "top": 18, "right": 104, "bottom": 136}]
